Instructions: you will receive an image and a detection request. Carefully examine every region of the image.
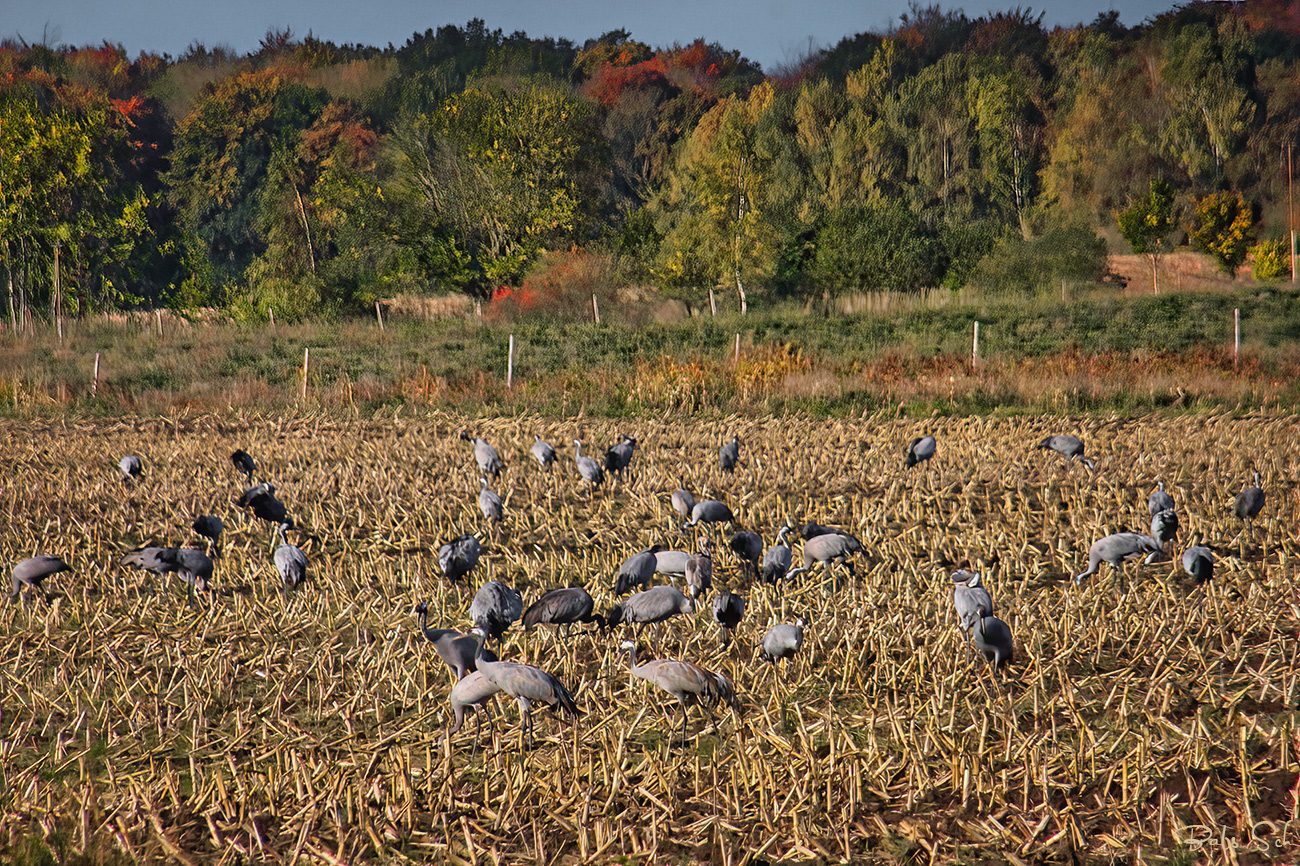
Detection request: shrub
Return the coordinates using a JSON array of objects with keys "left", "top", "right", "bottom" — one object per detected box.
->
[
  {"left": 966, "top": 223, "right": 1107, "bottom": 296},
  {"left": 1250, "top": 238, "right": 1288, "bottom": 281}
]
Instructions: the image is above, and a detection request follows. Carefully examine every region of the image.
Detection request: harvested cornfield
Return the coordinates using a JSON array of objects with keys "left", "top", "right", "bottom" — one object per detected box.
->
[{"left": 1, "top": 411, "right": 1297, "bottom": 864}]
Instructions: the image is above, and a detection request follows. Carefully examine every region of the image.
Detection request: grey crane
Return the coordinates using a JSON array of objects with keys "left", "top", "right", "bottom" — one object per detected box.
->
[
  {"left": 530, "top": 436, "right": 557, "bottom": 471},
  {"left": 800, "top": 521, "right": 846, "bottom": 540},
  {"left": 606, "top": 585, "right": 695, "bottom": 648},
  {"left": 1148, "top": 480, "right": 1175, "bottom": 516},
  {"left": 620, "top": 640, "right": 740, "bottom": 746},
  {"left": 760, "top": 619, "right": 805, "bottom": 670},
  {"left": 122, "top": 547, "right": 212, "bottom": 592},
  {"left": 472, "top": 630, "right": 580, "bottom": 749},
  {"left": 905, "top": 435, "right": 936, "bottom": 469},
  {"left": 671, "top": 483, "right": 696, "bottom": 520},
  {"left": 1075, "top": 532, "right": 1162, "bottom": 584},
  {"left": 274, "top": 522, "right": 307, "bottom": 591},
  {"left": 719, "top": 436, "right": 742, "bottom": 474},
  {"left": 1182, "top": 545, "right": 1214, "bottom": 586},
  {"left": 444, "top": 670, "right": 501, "bottom": 755},
  {"left": 970, "top": 613, "right": 1014, "bottom": 671},
  {"left": 521, "top": 587, "right": 605, "bottom": 639},
  {"left": 460, "top": 430, "right": 503, "bottom": 480},
  {"left": 1147, "top": 509, "right": 1179, "bottom": 563},
  {"left": 230, "top": 449, "right": 256, "bottom": 480},
  {"left": 760, "top": 525, "right": 793, "bottom": 585},
  {"left": 654, "top": 549, "right": 691, "bottom": 578},
  {"left": 573, "top": 439, "right": 604, "bottom": 493},
  {"left": 787, "top": 531, "right": 863, "bottom": 581},
  {"left": 1038, "top": 434, "right": 1095, "bottom": 469},
  {"left": 684, "top": 538, "right": 713, "bottom": 601},
  {"left": 1235, "top": 472, "right": 1266, "bottom": 537},
  {"left": 615, "top": 544, "right": 663, "bottom": 595},
  {"left": 727, "top": 530, "right": 763, "bottom": 581},
  {"left": 192, "top": 514, "right": 224, "bottom": 558},
  {"left": 710, "top": 591, "right": 744, "bottom": 647},
  {"left": 118, "top": 454, "right": 143, "bottom": 485},
  {"left": 951, "top": 569, "right": 993, "bottom": 631},
  {"left": 470, "top": 579, "right": 524, "bottom": 643},
  {"left": 478, "top": 476, "right": 504, "bottom": 524},
  {"left": 11, "top": 555, "right": 70, "bottom": 602},
  {"left": 414, "top": 601, "right": 497, "bottom": 680},
  {"left": 237, "top": 482, "right": 294, "bottom": 529},
  {"left": 438, "top": 534, "right": 481, "bottom": 584},
  {"left": 605, "top": 434, "right": 637, "bottom": 484},
  {"left": 682, "top": 499, "right": 734, "bottom": 531}
]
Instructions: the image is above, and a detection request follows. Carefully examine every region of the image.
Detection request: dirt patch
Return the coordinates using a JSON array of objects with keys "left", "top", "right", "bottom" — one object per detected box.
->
[{"left": 1108, "top": 252, "right": 1291, "bottom": 295}]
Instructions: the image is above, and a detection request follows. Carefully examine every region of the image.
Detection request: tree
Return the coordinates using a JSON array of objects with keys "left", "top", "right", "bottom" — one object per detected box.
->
[
  {"left": 1117, "top": 179, "right": 1177, "bottom": 292},
  {"left": 388, "top": 79, "right": 605, "bottom": 294},
  {"left": 1191, "top": 190, "right": 1253, "bottom": 276}
]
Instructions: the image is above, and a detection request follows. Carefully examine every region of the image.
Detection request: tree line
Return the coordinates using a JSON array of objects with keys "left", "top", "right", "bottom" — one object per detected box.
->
[{"left": 2, "top": 1, "right": 1297, "bottom": 320}]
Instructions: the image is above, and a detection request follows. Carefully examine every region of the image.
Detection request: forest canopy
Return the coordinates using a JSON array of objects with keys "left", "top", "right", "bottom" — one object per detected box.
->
[{"left": 2, "top": 2, "right": 1298, "bottom": 320}]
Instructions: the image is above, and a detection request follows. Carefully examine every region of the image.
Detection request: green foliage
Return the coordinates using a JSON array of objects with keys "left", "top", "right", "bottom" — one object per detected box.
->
[
  {"left": 967, "top": 223, "right": 1107, "bottom": 296},
  {"left": 1250, "top": 238, "right": 1288, "bottom": 282},
  {"left": 1191, "top": 190, "right": 1254, "bottom": 276},
  {"left": 810, "top": 200, "right": 944, "bottom": 292},
  {"left": 1117, "top": 179, "right": 1176, "bottom": 255}
]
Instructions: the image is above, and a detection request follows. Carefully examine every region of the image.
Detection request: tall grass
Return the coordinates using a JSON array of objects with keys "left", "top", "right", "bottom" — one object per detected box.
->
[{"left": 2, "top": 290, "right": 1299, "bottom": 418}]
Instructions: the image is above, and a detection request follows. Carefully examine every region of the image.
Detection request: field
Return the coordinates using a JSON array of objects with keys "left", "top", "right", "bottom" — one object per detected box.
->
[{"left": 1, "top": 411, "right": 1297, "bottom": 864}]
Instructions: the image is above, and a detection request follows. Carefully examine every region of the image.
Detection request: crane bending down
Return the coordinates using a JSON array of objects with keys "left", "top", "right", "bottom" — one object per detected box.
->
[
  {"left": 786, "top": 531, "right": 863, "bottom": 582},
  {"left": 11, "top": 555, "right": 71, "bottom": 603},
  {"left": 615, "top": 544, "right": 662, "bottom": 595},
  {"left": 414, "top": 601, "right": 497, "bottom": 680},
  {"left": 970, "top": 613, "right": 1015, "bottom": 671},
  {"left": 760, "top": 619, "right": 805, "bottom": 674},
  {"left": 1075, "top": 532, "right": 1161, "bottom": 584},
  {"left": 621, "top": 640, "right": 740, "bottom": 746},
  {"left": 192, "top": 515, "right": 223, "bottom": 559},
  {"left": 905, "top": 435, "right": 936, "bottom": 469},
  {"left": 1182, "top": 545, "right": 1214, "bottom": 585},
  {"left": 682, "top": 499, "right": 734, "bottom": 531},
  {"left": 710, "top": 591, "right": 744, "bottom": 647},
  {"left": 521, "top": 587, "right": 605, "bottom": 639},
  {"left": 118, "top": 454, "right": 144, "bottom": 485},
  {"left": 470, "top": 580, "right": 524, "bottom": 643},
  {"left": 1038, "top": 434, "right": 1095, "bottom": 470},
  {"left": 472, "top": 630, "right": 580, "bottom": 749},
  {"left": 573, "top": 440, "right": 604, "bottom": 493},
  {"left": 443, "top": 670, "right": 501, "bottom": 755},
  {"left": 531, "top": 436, "right": 557, "bottom": 471},
  {"left": 671, "top": 483, "right": 696, "bottom": 520},
  {"left": 438, "top": 534, "right": 481, "bottom": 584}
]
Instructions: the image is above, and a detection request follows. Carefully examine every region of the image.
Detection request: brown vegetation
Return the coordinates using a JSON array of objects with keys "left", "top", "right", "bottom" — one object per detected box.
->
[{"left": 1, "top": 412, "right": 1297, "bottom": 863}]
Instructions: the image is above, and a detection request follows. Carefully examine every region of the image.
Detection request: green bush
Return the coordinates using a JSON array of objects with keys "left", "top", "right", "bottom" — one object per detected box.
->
[
  {"left": 1251, "top": 238, "right": 1288, "bottom": 281},
  {"left": 966, "top": 223, "right": 1107, "bottom": 296}
]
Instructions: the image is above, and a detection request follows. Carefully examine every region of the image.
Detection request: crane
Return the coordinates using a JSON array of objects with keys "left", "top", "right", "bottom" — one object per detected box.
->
[
  {"left": 710, "top": 591, "right": 744, "bottom": 647},
  {"left": 1075, "top": 532, "right": 1161, "bottom": 584},
  {"left": 470, "top": 580, "right": 523, "bottom": 643},
  {"left": 443, "top": 670, "right": 501, "bottom": 755},
  {"left": 521, "top": 587, "right": 605, "bottom": 639},
  {"left": 414, "top": 601, "right": 497, "bottom": 680},
  {"left": 951, "top": 569, "right": 993, "bottom": 631},
  {"left": 530, "top": 436, "right": 557, "bottom": 471},
  {"left": 1182, "top": 546, "right": 1214, "bottom": 586},
  {"left": 1148, "top": 480, "right": 1174, "bottom": 515},
  {"left": 620, "top": 640, "right": 740, "bottom": 746},
  {"left": 478, "top": 477, "right": 504, "bottom": 524},
  {"left": 727, "top": 530, "right": 763, "bottom": 582},
  {"left": 684, "top": 538, "right": 712, "bottom": 601},
  {"left": 605, "top": 434, "right": 637, "bottom": 484},
  {"left": 118, "top": 454, "right": 144, "bottom": 485},
  {"left": 615, "top": 544, "right": 662, "bottom": 595},
  {"left": 760, "top": 525, "right": 793, "bottom": 584},
  {"left": 460, "top": 431, "right": 503, "bottom": 480},
  {"left": 192, "top": 515, "right": 223, "bottom": 559},
  {"left": 671, "top": 483, "right": 696, "bottom": 520},
  {"left": 719, "top": 436, "right": 742, "bottom": 474},
  {"left": 11, "top": 555, "right": 71, "bottom": 603},
  {"left": 682, "top": 499, "right": 734, "bottom": 531},
  {"left": 573, "top": 440, "right": 604, "bottom": 494},
  {"left": 438, "top": 534, "right": 481, "bottom": 584},
  {"left": 905, "top": 435, "right": 936, "bottom": 469},
  {"left": 230, "top": 449, "right": 256, "bottom": 480},
  {"left": 1235, "top": 472, "right": 1266, "bottom": 540},
  {"left": 606, "top": 585, "right": 695, "bottom": 650},
  {"left": 1038, "top": 434, "right": 1095, "bottom": 470},
  {"left": 759, "top": 619, "right": 805, "bottom": 673},
  {"left": 472, "top": 630, "right": 580, "bottom": 749},
  {"left": 970, "top": 613, "right": 1014, "bottom": 671},
  {"left": 274, "top": 522, "right": 307, "bottom": 591}
]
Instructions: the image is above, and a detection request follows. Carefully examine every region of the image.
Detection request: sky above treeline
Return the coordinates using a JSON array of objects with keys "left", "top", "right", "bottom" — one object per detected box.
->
[{"left": 3, "top": 0, "right": 1179, "bottom": 72}]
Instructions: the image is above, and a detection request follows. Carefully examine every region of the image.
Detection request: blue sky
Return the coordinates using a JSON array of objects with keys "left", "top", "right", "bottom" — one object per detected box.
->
[{"left": 2, "top": 0, "right": 1180, "bottom": 72}]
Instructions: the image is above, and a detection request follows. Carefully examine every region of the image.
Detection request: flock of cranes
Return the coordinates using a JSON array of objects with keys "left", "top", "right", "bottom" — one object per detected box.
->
[{"left": 9, "top": 423, "right": 1269, "bottom": 754}]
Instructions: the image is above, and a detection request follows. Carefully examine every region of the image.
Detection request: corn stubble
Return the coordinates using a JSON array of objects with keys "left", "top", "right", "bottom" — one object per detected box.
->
[{"left": 0, "top": 411, "right": 1296, "bottom": 864}]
